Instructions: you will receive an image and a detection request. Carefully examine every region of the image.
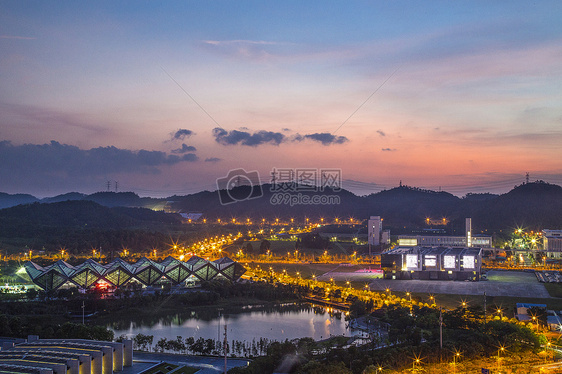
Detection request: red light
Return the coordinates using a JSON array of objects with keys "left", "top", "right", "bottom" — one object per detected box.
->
[{"left": 96, "top": 280, "right": 109, "bottom": 290}]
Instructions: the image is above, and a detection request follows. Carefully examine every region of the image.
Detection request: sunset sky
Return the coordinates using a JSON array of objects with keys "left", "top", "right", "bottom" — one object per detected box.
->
[{"left": 1, "top": 1, "right": 562, "bottom": 197}]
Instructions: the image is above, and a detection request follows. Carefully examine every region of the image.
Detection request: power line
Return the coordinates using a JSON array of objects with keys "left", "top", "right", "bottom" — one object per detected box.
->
[
  {"left": 160, "top": 66, "right": 224, "bottom": 130},
  {"left": 333, "top": 65, "right": 401, "bottom": 134}
]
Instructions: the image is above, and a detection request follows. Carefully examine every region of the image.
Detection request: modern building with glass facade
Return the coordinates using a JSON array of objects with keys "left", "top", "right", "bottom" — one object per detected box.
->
[
  {"left": 24, "top": 256, "right": 246, "bottom": 292},
  {"left": 381, "top": 246, "right": 483, "bottom": 281}
]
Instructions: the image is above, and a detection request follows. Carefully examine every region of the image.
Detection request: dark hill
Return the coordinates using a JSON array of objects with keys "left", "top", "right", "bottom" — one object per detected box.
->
[
  {"left": 169, "top": 184, "right": 366, "bottom": 219},
  {"left": 473, "top": 182, "right": 562, "bottom": 231},
  {"left": 1, "top": 181, "right": 562, "bottom": 237},
  {"left": 0, "top": 200, "right": 184, "bottom": 254},
  {"left": 0, "top": 191, "right": 163, "bottom": 209},
  {"left": 462, "top": 193, "right": 499, "bottom": 202},
  {"left": 0, "top": 200, "right": 181, "bottom": 230},
  {"left": 0, "top": 193, "right": 39, "bottom": 209},
  {"left": 85, "top": 192, "right": 144, "bottom": 207},
  {"left": 169, "top": 182, "right": 562, "bottom": 236},
  {"left": 42, "top": 192, "right": 86, "bottom": 203},
  {"left": 364, "top": 186, "right": 460, "bottom": 230}
]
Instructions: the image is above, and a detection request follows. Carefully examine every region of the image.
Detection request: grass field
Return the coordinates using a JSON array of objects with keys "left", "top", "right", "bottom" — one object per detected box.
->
[{"left": 544, "top": 283, "right": 562, "bottom": 298}]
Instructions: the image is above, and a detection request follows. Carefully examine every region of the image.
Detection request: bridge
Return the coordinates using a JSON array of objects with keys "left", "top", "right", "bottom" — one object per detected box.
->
[{"left": 304, "top": 296, "right": 350, "bottom": 310}]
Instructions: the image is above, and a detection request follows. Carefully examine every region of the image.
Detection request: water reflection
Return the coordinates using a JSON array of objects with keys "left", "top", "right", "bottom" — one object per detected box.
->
[{"left": 107, "top": 303, "right": 350, "bottom": 342}]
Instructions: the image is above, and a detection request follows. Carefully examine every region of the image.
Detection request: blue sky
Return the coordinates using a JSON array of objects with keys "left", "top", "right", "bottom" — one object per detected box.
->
[{"left": 1, "top": 1, "right": 561, "bottom": 197}]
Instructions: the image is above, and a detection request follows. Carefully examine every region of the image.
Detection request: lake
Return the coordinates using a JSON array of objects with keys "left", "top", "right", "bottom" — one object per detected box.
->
[{"left": 108, "top": 303, "right": 353, "bottom": 343}]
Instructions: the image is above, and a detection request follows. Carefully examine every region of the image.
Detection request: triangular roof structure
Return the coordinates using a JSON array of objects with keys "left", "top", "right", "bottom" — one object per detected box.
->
[
  {"left": 25, "top": 256, "right": 246, "bottom": 290},
  {"left": 131, "top": 257, "right": 164, "bottom": 285}
]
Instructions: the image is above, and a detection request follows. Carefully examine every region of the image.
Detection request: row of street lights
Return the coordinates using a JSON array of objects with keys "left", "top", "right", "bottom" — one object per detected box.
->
[
  {"left": 195, "top": 217, "right": 362, "bottom": 226},
  {"left": 247, "top": 266, "right": 561, "bottom": 371}
]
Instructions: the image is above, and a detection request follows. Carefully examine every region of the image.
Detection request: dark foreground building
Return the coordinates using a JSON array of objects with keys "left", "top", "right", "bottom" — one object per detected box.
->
[
  {"left": 0, "top": 336, "right": 132, "bottom": 374},
  {"left": 24, "top": 256, "right": 246, "bottom": 292},
  {"left": 381, "top": 246, "right": 483, "bottom": 281}
]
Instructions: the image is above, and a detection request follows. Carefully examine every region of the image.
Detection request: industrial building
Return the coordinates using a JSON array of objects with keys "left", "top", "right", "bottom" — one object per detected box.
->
[
  {"left": 24, "top": 256, "right": 246, "bottom": 292},
  {"left": 367, "top": 216, "right": 390, "bottom": 246},
  {"left": 543, "top": 230, "right": 562, "bottom": 257},
  {"left": 0, "top": 336, "right": 132, "bottom": 374},
  {"left": 381, "top": 246, "right": 483, "bottom": 281},
  {"left": 398, "top": 218, "right": 492, "bottom": 248}
]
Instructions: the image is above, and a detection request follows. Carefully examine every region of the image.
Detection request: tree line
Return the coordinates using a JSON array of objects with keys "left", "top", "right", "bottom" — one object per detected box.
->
[{"left": 128, "top": 333, "right": 275, "bottom": 357}]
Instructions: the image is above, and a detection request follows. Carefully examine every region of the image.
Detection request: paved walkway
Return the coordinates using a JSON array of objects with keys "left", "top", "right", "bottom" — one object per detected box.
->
[
  {"left": 317, "top": 272, "right": 382, "bottom": 282},
  {"left": 130, "top": 352, "right": 251, "bottom": 374}
]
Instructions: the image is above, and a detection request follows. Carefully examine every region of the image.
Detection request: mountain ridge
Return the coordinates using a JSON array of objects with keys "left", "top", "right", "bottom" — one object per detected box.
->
[{"left": 1, "top": 181, "right": 561, "bottom": 233}]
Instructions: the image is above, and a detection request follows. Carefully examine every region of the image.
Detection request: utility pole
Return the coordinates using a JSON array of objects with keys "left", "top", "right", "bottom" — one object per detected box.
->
[
  {"left": 223, "top": 324, "right": 227, "bottom": 374},
  {"left": 483, "top": 291, "right": 487, "bottom": 325},
  {"left": 81, "top": 301, "right": 85, "bottom": 325},
  {"left": 439, "top": 307, "right": 443, "bottom": 363}
]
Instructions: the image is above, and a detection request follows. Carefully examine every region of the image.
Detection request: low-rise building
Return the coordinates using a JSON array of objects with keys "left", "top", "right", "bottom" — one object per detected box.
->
[
  {"left": 398, "top": 218, "right": 492, "bottom": 248},
  {"left": 381, "top": 246, "right": 482, "bottom": 281},
  {"left": 543, "top": 229, "right": 562, "bottom": 257},
  {"left": 0, "top": 336, "right": 132, "bottom": 374}
]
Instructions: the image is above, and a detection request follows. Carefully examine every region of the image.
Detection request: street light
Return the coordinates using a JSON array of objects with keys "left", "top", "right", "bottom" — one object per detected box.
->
[
  {"left": 412, "top": 358, "right": 420, "bottom": 371},
  {"left": 453, "top": 348, "right": 462, "bottom": 366},
  {"left": 497, "top": 307, "right": 503, "bottom": 320},
  {"left": 497, "top": 345, "right": 506, "bottom": 360}
]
